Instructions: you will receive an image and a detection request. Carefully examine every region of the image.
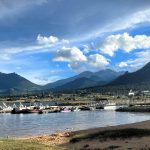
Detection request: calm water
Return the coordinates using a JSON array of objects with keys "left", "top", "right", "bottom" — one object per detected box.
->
[{"left": 0, "top": 111, "right": 150, "bottom": 137}]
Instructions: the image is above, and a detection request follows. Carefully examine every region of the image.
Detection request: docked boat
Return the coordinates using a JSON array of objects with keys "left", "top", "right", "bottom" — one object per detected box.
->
[
  {"left": 11, "top": 107, "right": 43, "bottom": 114},
  {"left": 11, "top": 103, "right": 43, "bottom": 114},
  {"left": 104, "top": 103, "right": 123, "bottom": 111},
  {"left": 48, "top": 109, "right": 60, "bottom": 113},
  {"left": 28, "top": 107, "right": 43, "bottom": 113},
  {"left": 72, "top": 106, "right": 81, "bottom": 112},
  {"left": 79, "top": 106, "right": 91, "bottom": 111},
  {"left": 1, "top": 102, "right": 13, "bottom": 113},
  {"left": 61, "top": 107, "right": 71, "bottom": 112},
  {"left": 11, "top": 108, "right": 29, "bottom": 114}
]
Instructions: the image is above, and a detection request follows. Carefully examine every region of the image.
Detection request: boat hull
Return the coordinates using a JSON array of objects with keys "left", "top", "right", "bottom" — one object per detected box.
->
[
  {"left": 104, "top": 105, "right": 120, "bottom": 110},
  {"left": 11, "top": 108, "right": 43, "bottom": 114}
]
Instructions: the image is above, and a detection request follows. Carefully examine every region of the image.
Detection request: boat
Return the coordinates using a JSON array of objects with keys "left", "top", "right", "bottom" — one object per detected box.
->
[
  {"left": 28, "top": 107, "right": 42, "bottom": 113},
  {"left": 11, "top": 103, "right": 42, "bottom": 114},
  {"left": 39, "top": 103, "right": 45, "bottom": 110},
  {"left": 104, "top": 103, "right": 122, "bottom": 111},
  {"left": 79, "top": 106, "right": 91, "bottom": 111},
  {"left": 11, "top": 108, "right": 29, "bottom": 114},
  {"left": 19, "top": 103, "right": 27, "bottom": 110},
  {"left": 61, "top": 107, "right": 71, "bottom": 112},
  {"left": 95, "top": 105, "right": 104, "bottom": 110},
  {"left": 11, "top": 107, "right": 43, "bottom": 114},
  {"left": 48, "top": 109, "right": 60, "bottom": 113},
  {"left": 72, "top": 106, "right": 81, "bottom": 112},
  {"left": 1, "top": 102, "right": 13, "bottom": 113}
]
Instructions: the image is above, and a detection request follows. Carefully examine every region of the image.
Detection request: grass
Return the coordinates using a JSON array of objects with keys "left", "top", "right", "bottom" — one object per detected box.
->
[
  {"left": 0, "top": 139, "right": 65, "bottom": 150},
  {"left": 70, "top": 128, "right": 150, "bottom": 143}
]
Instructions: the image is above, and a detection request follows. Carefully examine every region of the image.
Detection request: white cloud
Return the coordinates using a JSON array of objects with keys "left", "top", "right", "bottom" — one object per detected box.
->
[
  {"left": 118, "top": 50, "right": 150, "bottom": 70},
  {"left": 112, "top": 9, "right": 150, "bottom": 32},
  {"left": 37, "top": 34, "right": 59, "bottom": 45},
  {"left": 82, "top": 45, "right": 90, "bottom": 54},
  {"left": 0, "top": 44, "right": 53, "bottom": 60},
  {"left": 99, "top": 33, "right": 150, "bottom": 56},
  {"left": 62, "top": 39, "right": 70, "bottom": 44},
  {"left": 88, "top": 54, "right": 109, "bottom": 69},
  {"left": 0, "top": 34, "right": 71, "bottom": 61},
  {"left": 79, "top": 8, "right": 150, "bottom": 44},
  {"left": 0, "top": 34, "right": 62, "bottom": 60},
  {"left": 53, "top": 46, "right": 87, "bottom": 62},
  {"left": 53, "top": 45, "right": 109, "bottom": 72},
  {"left": 68, "top": 62, "right": 87, "bottom": 72},
  {"left": 82, "top": 42, "right": 95, "bottom": 54},
  {"left": 68, "top": 53, "right": 109, "bottom": 72},
  {"left": 118, "top": 62, "right": 128, "bottom": 68}
]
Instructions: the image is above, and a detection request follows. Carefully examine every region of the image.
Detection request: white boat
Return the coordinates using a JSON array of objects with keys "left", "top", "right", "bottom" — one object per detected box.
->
[
  {"left": 73, "top": 107, "right": 80, "bottom": 112},
  {"left": 39, "top": 103, "right": 45, "bottom": 110},
  {"left": 104, "top": 103, "right": 121, "bottom": 111},
  {"left": 1, "top": 102, "right": 13, "bottom": 112},
  {"left": 19, "top": 103, "right": 27, "bottom": 110},
  {"left": 2, "top": 106, "right": 13, "bottom": 112}
]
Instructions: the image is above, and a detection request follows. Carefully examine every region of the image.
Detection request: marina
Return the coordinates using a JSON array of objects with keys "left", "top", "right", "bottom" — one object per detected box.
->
[{"left": 0, "top": 101, "right": 103, "bottom": 114}]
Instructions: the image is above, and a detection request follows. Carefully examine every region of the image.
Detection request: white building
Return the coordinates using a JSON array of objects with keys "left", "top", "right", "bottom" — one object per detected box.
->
[{"left": 128, "top": 89, "right": 135, "bottom": 96}]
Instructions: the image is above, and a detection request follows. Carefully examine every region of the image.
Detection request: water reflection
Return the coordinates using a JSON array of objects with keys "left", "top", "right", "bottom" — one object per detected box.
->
[{"left": 0, "top": 111, "right": 150, "bottom": 137}]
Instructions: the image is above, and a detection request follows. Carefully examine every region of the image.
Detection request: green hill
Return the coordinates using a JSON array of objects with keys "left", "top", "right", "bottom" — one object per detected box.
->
[{"left": 0, "top": 72, "right": 40, "bottom": 94}]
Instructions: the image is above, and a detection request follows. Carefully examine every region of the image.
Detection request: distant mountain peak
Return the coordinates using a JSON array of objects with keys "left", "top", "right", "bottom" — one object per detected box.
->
[
  {"left": 0, "top": 72, "right": 40, "bottom": 94},
  {"left": 44, "top": 68, "right": 124, "bottom": 91},
  {"left": 141, "top": 62, "right": 150, "bottom": 69},
  {"left": 108, "top": 62, "right": 150, "bottom": 86}
]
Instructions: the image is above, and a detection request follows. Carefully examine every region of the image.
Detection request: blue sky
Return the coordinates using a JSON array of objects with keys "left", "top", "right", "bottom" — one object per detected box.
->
[{"left": 0, "top": 0, "right": 150, "bottom": 85}]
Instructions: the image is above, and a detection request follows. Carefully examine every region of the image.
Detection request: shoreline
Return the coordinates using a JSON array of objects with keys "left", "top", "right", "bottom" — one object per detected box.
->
[
  {"left": 29, "top": 120, "right": 150, "bottom": 149},
  {"left": 1, "top": 119, "right": 149, "bottom": 139},
  {"left": 0, "top": 120, "right": 150, "bottom": 149}
]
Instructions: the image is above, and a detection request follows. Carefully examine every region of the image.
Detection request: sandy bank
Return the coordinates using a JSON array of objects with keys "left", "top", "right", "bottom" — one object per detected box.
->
[{"left": 29, "top": 120, "right": 150, "bottom": 150}]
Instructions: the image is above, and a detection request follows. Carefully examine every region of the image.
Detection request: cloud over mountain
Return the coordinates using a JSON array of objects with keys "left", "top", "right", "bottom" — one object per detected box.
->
[
  {"left": 1, "top": 0, "right": 150, "bottom": 84},
  {"left": 53, "top": 46, "right": 87, "bottom": 62},
  {"left": 88, "top": 54, "right": 109, "bottom": 69},
  {"left": 118, "top": 50, "right": 150, "bottom": 70}
]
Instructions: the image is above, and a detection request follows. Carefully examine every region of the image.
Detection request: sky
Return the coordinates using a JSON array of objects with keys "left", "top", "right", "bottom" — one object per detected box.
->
[{"left": 0, "top": 0, "right": 150, "bottom": 85}]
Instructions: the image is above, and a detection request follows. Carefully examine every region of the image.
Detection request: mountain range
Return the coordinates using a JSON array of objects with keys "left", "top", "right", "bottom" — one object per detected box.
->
[
  {"left": 44, "top": 69, "right": 124, "bottom": 91},
  {"left": 0, "top": 62, "right": 150, "bottom": 94},
  {"left": 0, "top": 69, "right": 124, "bottom": 94}
]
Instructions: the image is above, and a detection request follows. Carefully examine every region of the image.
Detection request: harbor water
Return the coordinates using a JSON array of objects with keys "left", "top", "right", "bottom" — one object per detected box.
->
[{"left": 0, "top": 110, "right": 150, "bottom": 138}]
